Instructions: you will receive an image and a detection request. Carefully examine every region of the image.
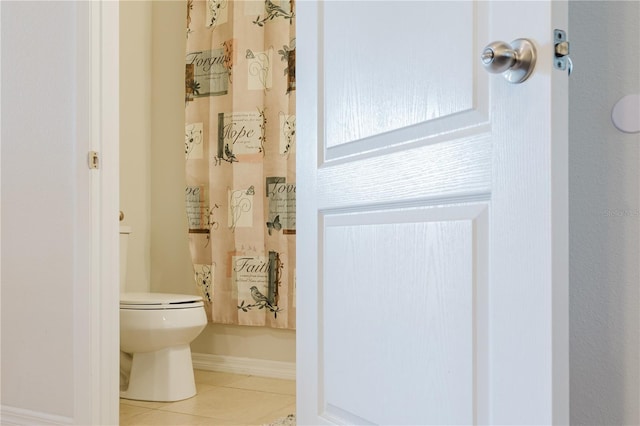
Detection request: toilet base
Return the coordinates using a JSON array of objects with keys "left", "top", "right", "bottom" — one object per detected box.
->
[{"left": 120, "top": 344, "right": 197, "bottom": 402}]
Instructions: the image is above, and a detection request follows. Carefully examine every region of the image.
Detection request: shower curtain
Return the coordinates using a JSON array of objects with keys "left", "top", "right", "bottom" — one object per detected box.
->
[{"left": 184, "top": 0, "right": 296, "bottom": 329}]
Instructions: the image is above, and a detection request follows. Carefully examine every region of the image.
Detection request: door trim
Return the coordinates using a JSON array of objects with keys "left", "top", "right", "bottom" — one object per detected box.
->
[{"left": 85, "top": 1, "right": 120, "bottom": 424}]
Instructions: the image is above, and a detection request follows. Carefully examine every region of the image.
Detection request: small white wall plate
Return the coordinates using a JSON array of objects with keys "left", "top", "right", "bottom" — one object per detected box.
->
[{"left": 611, "top": 94, "right": 640, "bottom": 134}]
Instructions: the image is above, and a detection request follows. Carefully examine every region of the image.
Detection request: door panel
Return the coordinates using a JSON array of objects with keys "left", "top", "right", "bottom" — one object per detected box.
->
[
  {"left": 323, "top": 2, "right": 478, "bottom": 148},
  {"left": 322, "top": 2, "right": 489, "bottom": 161},
  {"left": 322, "top": 204, "right": 488, "bottom": 425}
]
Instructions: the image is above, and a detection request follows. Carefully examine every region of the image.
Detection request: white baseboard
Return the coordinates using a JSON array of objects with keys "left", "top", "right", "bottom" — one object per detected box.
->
[
  {"left": 192, "top": 353, "right": 295, "bottom": 380},
  {"left": 0, "top": 406, "right": 73, "bottom": 426}
]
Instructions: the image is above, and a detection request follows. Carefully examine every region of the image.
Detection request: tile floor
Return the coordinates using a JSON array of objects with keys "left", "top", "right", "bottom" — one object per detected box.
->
[{"left": 120, "top": 370, "right": 296, "bottom": 425}]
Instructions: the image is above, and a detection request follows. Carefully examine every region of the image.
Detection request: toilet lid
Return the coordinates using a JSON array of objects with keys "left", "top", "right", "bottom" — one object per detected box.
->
[{"left": 120, "top": 292, "right": 204, "bottom": 310}]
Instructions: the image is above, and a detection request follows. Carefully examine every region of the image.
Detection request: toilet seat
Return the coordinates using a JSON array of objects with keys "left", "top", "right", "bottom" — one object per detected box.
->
[{"left": 120, "top": 292, "right": 204, "bottom": 310}]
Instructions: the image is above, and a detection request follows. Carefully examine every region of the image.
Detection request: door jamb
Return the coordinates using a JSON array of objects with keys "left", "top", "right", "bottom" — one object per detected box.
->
[{"left": 89, "top": 1, "right": 120, "bottom": 424}]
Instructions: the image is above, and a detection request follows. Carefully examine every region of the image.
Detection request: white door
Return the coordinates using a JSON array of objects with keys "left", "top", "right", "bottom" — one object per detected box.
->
[{"left": 297, "top": 1, "right": 568, "bottom": 425}]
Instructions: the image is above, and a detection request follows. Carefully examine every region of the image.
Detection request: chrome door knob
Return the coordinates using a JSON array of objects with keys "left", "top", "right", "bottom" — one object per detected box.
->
[{"left": 481, "top": 39, "right": 537, "bottom": 84}]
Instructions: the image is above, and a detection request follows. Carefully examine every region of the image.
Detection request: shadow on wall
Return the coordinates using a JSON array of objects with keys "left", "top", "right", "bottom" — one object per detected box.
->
[{"left": 569, "top": 1, "right": 640, "bottom": 425}]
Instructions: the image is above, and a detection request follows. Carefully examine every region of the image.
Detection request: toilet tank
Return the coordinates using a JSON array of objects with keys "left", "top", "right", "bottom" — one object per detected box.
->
[{"left": 119, "top": 225, "right": 132, "bottom": 293}]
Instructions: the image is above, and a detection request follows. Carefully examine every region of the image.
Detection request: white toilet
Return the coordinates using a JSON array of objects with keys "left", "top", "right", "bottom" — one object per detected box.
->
[{"left": 119, "top": 225, "right": 207, "bottom": 402}]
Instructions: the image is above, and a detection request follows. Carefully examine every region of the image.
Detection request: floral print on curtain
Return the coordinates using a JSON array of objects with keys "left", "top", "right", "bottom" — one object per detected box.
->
[{"left": 184, "top": 0, "right": 296, "bottom": 329}]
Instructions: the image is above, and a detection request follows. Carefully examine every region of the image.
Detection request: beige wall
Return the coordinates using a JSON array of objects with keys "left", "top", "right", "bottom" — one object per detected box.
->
[
  {"left": 149, "top": 0, "right": 194, "bottom": 297},
  {"left": 120, "top": 0, "right": 296, "bottom": 364},
  {"left": 120, "top": 1, "right": 152, "bottom": 293}
]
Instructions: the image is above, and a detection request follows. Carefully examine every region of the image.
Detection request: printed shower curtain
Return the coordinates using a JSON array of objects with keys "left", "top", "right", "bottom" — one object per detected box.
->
[{"left": 184, "top": 0, "right": 296, "bottom": 329}]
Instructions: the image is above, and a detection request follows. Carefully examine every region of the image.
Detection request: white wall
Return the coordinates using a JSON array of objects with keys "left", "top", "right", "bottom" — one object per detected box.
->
[
  {"left": 1, "top": 1, "right": 87, "bottom": 421},
  {"left": 569, "top": 1, "right": 640, "bottom": 424},
  {"left": 120, "top": 0, "right": 296, "bottom": 364}
]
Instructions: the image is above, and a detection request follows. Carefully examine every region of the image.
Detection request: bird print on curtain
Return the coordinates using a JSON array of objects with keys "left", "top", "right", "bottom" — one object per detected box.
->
[{"left": 184, "top": 0, "right": 296, "bottom": 329}]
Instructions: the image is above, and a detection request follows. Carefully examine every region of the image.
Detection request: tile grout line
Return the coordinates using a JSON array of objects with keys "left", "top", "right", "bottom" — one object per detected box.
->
[{"left": 121, "top": 372, "right": 296, "bottom": 424}]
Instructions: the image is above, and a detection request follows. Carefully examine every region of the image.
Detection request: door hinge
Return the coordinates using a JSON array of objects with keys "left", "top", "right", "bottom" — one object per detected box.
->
[
  {"left": 88, "top": 151, "right": 100, "bottom": 169},
  {"left": 554, "top": 29, "right": 572, "bottom": 75}
]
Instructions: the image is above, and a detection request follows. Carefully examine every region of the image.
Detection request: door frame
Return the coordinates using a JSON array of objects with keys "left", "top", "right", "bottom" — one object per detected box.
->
[{"left": 87, "top": 1, "right": 120, "bottom": 424}]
